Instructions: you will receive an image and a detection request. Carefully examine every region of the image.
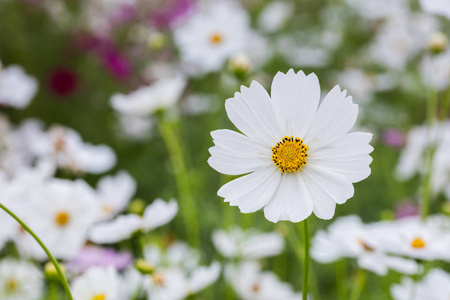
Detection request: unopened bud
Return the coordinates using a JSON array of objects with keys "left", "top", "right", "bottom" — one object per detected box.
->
[
  {"left": 148, "top": 32, "right": 166, "bottom": 49},
  {"left": 128, "top": 198, "right": 146, "bottom": 215},
  {"left": 428, "top": 32, "right": 448, "bottom": 54},
  {"left": 135, "top": 259, "right": 154, "bottom": 275},
  {"left": 44, "top": 261, "right": 66, "bottom": 280},
  {"left": 228, "top": 53, "right": 252, "bottom": 78}
]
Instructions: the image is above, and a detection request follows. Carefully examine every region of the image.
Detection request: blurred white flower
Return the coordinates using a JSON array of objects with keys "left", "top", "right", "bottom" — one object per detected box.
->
[
  {"left": 89, "top": 199, "right": 178, "bottom": 244},
  {"left": 21, "top": 179, "right": 100, "bottom": 260},
  {"left": 396, "top": 122, "right": 450, "bottom": 194},
  {"left": 421, "top": 50, "right": 450, "bottom": 91},
  {"left": 174, "top": 1, "right": 252, "bottom": 74},
  {"left": 0, "top": 259, "right": 43, "bottom": 300},
  {"left": 110, "top": 75, "right": 186, "bottom": 116},
  {"left": 419, "top": 0, "right": 450, "bottom": 19},
  {"left": 117, "top": 114, "right": 154, "bottom": 140},
  {"left": 95, "top": 171, "right": 137, "bottom": 221},
  {"left": 345, "top": 0, "right": 407, "bottom": 20},
  {"left": 142, "top": 242, "right": 221, "bottom": 299},
  {"left": 208, "top": 69, "right": 373, "bottom": 223},
  {"left": 257, "top": 1, "right": 293, "bottom": 33},
  {"left": 311, "top": 215, "right": 419, "bottom": 275},
  {"left": 0, "top": 65, "right": 38, "bottom": 109},
  {"left": 226, "top": 261, "right": 302, "bottom": 300},
  {"left": 391, "top": 269, "right": 450, "bottom": 300},
  {"left": 369, "top": 13, "right": 438, "bottom": 71},
  {"left": 336, "top": 69, "right": 394, "bottom": 103},
  {"left": 71, "top": 266, "right": 122, "bottom": 300},
  {"left": 212, "top": 227, "right": 285, "bottom": 260},
  {"left": 48, "top": 125, "right": 117, "bottom": 174},
  {"left": 375, "top": 216, "right": 450, "bottom": 261}
]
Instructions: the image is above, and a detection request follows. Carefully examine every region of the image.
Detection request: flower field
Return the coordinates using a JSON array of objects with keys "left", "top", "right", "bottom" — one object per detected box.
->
[{"left": 1, "top": 0, "right": 450, "bottom": 299}]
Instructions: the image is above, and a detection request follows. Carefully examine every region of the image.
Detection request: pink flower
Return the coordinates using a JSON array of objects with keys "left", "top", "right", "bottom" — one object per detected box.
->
[
  {"left": 48, "top": 68, "right": 78, "bottom": 97},
  {"left": 149, "top": 0, "right": 194, "bottom": 29},
  {"left": 66, "top": 245, "right": 132, "bottom": 274},
  {"left": 395, "top": 201, "right": 420, "bottom": 219},
  {"left": 382, "top": 129, "right": 405, "bottom": 148}
]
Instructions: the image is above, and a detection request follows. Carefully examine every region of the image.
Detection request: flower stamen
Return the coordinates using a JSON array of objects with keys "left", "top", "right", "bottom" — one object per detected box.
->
[
  {"left": 271, "top": 136, "right": 309, "bottom": 173},
  {"left": 209, "top": 32, "right": 224, "bottom": 45},
  {"left": 411, "top": 237, "right": 426, "bottom": 249},
  {"left": 91, "top": 294, "right": 106, "bottom": 300},
  {"left": 55, "top": 211, "right": 70, "bottom": 227}
]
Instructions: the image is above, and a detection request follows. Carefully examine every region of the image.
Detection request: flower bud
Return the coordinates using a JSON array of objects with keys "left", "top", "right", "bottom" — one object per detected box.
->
[
  {"left": 135, "top": 259, "right": 154, "bottom": 275},
  {"left": 428, "top": 32, "right": 448, "bottom": 54},
  {"left": 228, "top": 53, "right": 252, "bottom": 78},
  {"left": 128, "top": 198, "right": 146, "bottom": 215},
  {"left": 44, "top": 261, "right": 66, "bottom": 280}
]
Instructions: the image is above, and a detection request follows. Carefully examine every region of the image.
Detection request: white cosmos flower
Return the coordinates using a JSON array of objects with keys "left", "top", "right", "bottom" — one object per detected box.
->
[
  {"left": 208, "top": 69, "right": 373, "bottom": 223},
  {"left": 21, "top": 178, "right": 100, "bottom": 261},
  {"left": 419, "top": 0, "right": 450, "bottom": 19},
  {"left": 391, "top": 269, "right": 450, "bottom": 300},
  {"left": 0, "top": 65, "right": 38, "bottom": 109},
  {"left": 257, "top": 1, "right": 293, "bottom": 33},
  {"left": 110, "top": 75, "right": 186, "bottom": 116},
  {"left": 71, "top": 266, "right": 122, "bottom": 300},
  {"left": 421, "top": 50, "right": 450, "bottom": 91},
  {"left": 89, "top": 199, "right": 178, "bottom": 244},
  {"left": 0, "top": 259, "right": 43, "bottom": 300},
  {"left": 95, "top": 171, "right": 137, "bottom": 221},
  {"left": 173, "top": 0, "right": 252, "bottom": 74},
  {"left": 375, "top": 216, "right": 450, "bottom": 261},
  {"left": 226, "top": 261, "right": 302, "bottom": 300},
  {"left": 311, "top": 216, "right": 419, "bottom": 275},
  {"left": 212, "top": 226, "right": 285, "bottom": 260}
]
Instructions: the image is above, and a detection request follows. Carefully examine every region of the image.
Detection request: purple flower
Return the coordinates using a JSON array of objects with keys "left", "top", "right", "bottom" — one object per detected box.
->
[
  {"left": 395, "top": 201, "right": 420, "bottom": 219},
  {"left": 149, "top": 0, "right": 194, "bottom": 29},
  {"left": 67, "top": 245, "right": 132, "bottom": 274},
  {"left": 382, "top": 129, "right": 405, "bottom": 148},
  {"left": 48, "top": 68, "right": 78, "bottom": 97}
]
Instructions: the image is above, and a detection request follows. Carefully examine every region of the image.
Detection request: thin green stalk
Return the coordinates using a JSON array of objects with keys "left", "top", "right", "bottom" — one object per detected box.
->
[
  {"left": 0, "top": 202, "right": 73, "bottom": 300},
  {"left": 336, "top": 260, "right": 348, "bottom": 300},
  {"left": 421, "top": 89, "right": 439, "bottom": 219},
  {"left": 157, "top": 118, "right": 200, "bottom": 246},
  {"left": 49, "top": 281, "right": 58, "bottom": 300},
  {"left": 302, "top": 219, "right": 310, "bottom": 300},
  {"left": 349, "top": 269, "right": 366, "bottom": 300}
]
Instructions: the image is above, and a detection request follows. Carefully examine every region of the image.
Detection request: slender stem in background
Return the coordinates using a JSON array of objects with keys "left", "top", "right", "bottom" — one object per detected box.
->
[
  {"left": 349, "top": 269, "right": 366, "bottom": 300},
  {"left": 336, "top": 260, "right": 348, "bottom": 300},
  {"left": 302, "top": 219, "right": 310, "bottom": 300},
  {"left": 158, "top": 118, "right": 200, "bottom": 247},
  {"left": 421, "top": 89, "right": 439, "bottom": 219},
  {"left": 49, "top": 281, "right": 58, "bottom": 300},
  {"left": 0, "top": 203, "right": 73, "bottom": 300}
]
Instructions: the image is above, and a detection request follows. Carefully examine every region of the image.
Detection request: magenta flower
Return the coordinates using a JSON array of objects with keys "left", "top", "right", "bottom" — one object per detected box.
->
[
  {"left": 395, "top": 201, "right": 420, "bottom": 219},
  {"left": 66, "top": 245, "right": 132, "bottom": 274},
  {"left": 48, "top": 68, "right": 78, "bottom": 97},
  {"left": 382, "top": 129, "right": 405, "bottom": 148},
  {"left": 149, "top": 0, "right": 194, "bottom": 29}
]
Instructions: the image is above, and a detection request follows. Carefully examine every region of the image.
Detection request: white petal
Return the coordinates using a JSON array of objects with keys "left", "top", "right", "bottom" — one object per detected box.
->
[
  {"left": 270, "top": 69, "right": 321, "bottom": 137},
  {"left": 357, "top": 253, "right": 388, "bottom": 276},
  {"left": 89, "top": 214, "right": 143, "bottom": 244},
  {"left": 189, "top": 262, "right": 221, "bottom": 293},
  {"left": 218, "top": 166, "right": 281, "bottom": 213},
  {"left": 142, "top": 199, "right": 178, "bottom": 230},
  {"left": 302, "top": 164, "right": 354, "bottom": 205},
  {"left": 263, "top": 173, "right": 313, "bottom": 223},
  {"left": 225, "top": 81, "right": 281, "bottom": 147},
  {"left": 305, "top": 86, "right": 358, "bottom": 146},
  {"left": 308, "top": 132, "right": 373, "bottom": 183},
  {"left": 242, "top": 232, "right": 285, "bottom": 259},
  {"left": 208, "top": 129, "right": 272, "bottom": 175}
]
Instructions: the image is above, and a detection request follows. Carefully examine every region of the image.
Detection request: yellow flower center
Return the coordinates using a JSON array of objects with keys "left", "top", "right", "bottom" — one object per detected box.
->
[
  {"left": 357, "top": 238, "right": 374, "bottom": 252},
  {"left": 411, "top": 237, "right": 426, "bottom": 249},
  {"left": 91, "top": 294, "right": 106, "bottom": 300},
  {"left": 152, "top": 273, "right": 165, "bottom": 286},
  {"left": 209, "top": 32, "right": 224, "bottom": 45},
  {"left": 271, "top": 136, "right": 309, "bottom": 173},
  {"left": 55, "top": 211, "right": 70, "bottom": 227},
  {"left": 4, "top": 279, "right": 19, "bottom": 294}
]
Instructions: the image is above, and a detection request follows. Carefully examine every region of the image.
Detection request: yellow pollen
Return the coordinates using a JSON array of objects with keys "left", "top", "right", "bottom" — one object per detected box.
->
[
  {"left": 153, "top": 273, "right": 165, "bottom": 286},
  {"left": 357, "top": 238, "right": 374, "bottom": 252},
  {"left": 55, "top": 211, "right": 70, "bottom": 227},
  {"left": 91, "top": 294, "right": 106, "bottom": 300},
  {"left": 252, "top": 283, "right": 261, "bottom": 293},
  {"left": 411, "top": 237, "right": 426, "bottom": 249},
  {"left": 271, "top": 136, "right": 309, "bottom": 173},
  {"left": 4, "top": 279, "right": 18, "bottom": 294},
  {"left": 209, "top": 32, "right": 224, "bottom": 45},
  {"left": 102, "top": 205, "right": 114, "bottom": 215}
]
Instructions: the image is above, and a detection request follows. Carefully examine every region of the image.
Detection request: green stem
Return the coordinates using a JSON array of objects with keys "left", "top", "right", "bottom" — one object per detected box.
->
[
  {"left": 49, "top": 281, "right": 58, "bottom": 300},
  {"left": 349, "top": 269, "right": 366, "bottom": 300},
  {"left": 302, "top": 219, "right": 310, "bottom": 300},
  {"left": 157, "top": 118, "right": 200, "bottom": 247},
  {"left": 336, "top": 261, "right": 348, "bottom": 300},
  {"left": 421, "top": 89, "right": 439, "bottom": 219},
  {"left": 0, "top": 202, "right": 73, "bottom": 300}
]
